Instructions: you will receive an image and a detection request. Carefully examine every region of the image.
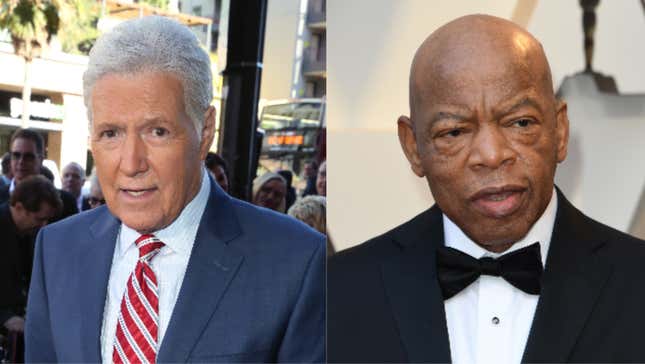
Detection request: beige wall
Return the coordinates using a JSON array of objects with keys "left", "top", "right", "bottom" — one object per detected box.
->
[
  {"left": 328, "top": 0, "right": 645, "bottom": 251},
  {"left": 0, "top": 45, "right": 89, "bottom": 172},
  {"left": 60, "top": 94, "right": 89, "bottom": 171},
  {"left": 260, "top": 0, "right": 301, "bottom": 101},
  {"left": 556, "top": 74, "right": 645, "bottom": 235},
  {"left": 0, "top": 45, "right": 86, "bottom": 96}
]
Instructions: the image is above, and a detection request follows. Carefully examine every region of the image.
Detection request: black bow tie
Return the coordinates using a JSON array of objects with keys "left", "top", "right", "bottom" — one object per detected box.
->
[{"left": 436, "top": 242, "right": 543, "bottom": 300}]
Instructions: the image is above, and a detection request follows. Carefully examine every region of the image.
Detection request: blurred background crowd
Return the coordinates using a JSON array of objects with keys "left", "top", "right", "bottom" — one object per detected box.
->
[{"left": 0, "top": 0, "right": 327, "bottom": 360}]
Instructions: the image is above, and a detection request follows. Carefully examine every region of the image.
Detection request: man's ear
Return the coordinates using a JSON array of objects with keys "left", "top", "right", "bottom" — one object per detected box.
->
[
  {"left": 554, "top": 100, "right": 569, "bottom": 163},
  {"left": 397, "top": 115, "right": 425, "bottom": 177},
  {"left": 199, "top": 105, "right": 216, "bottom": 159}
]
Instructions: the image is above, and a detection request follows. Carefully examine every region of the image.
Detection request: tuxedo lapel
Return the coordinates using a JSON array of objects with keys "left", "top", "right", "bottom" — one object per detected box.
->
[
  {"left": 380, "top": 206, "right": 451, "bottom": 363},
  {"left": 157, "top": 180, "right": 244, "bottom": 363},
  {"left": 522, "top": 190, "right": 613, "bottom": 363},
  {"left": 81, "top": 207, "right": 120, "bottom": 362}
]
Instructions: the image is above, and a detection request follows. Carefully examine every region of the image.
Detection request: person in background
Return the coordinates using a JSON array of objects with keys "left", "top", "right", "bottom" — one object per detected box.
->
[
  {"left": 204, "top": 151, "right": 229, "bottom": 193},
  {"left": 87, "top": 172, "right": 105, "bottom": 209},
  {"left": 302, "top": 160, "right": 318, "bottom": 197},
  {"left": 0, "top": 175, "right": 61, "bottom": 339},
  {"left": 0, "top": 152, "right": 11, "bottom": 187},
  {"left": 0, "top": 129, "right": 77, "bottom": 221},
  {"left": 39, "top": 165, "right": 55, "bottom": 183},
  {"left": 288, "top": 195, "right": 326, "bottom": 235},
  {"left": 252, "top": 172, "right": 287, "bottom": 212},
  {"left": 278, "top": 170, "right": 297, "bottom": 211},
  {"left": 288, "top": 195, "right": 334, "bottom": 256},
  {"left": 61, "top": 162, "right": 88, "bottom": 211},
  {"left": 316, "top": 160, "right": 326, "bottom": 197}
]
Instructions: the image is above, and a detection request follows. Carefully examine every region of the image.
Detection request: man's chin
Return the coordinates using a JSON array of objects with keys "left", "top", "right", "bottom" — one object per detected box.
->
[
  {"left": 118, "top": 212, "right": 165, "bottom": 234},
  {"left": 466, "top": 224, "right": 531, "bottom": 251}
]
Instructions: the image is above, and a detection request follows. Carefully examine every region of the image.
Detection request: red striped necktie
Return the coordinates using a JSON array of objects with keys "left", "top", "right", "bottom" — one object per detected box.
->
[{"left": 113, "top": 234, "right": 165, "bottom": 364}]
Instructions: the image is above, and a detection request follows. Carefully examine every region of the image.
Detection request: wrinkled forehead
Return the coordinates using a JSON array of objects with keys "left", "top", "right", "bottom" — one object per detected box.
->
[
  {"left": 90, "top": 70, "right": 186, "bottom": 121},
  {"left": 409, "top": 22, "right": 553, "bottom": 119}
]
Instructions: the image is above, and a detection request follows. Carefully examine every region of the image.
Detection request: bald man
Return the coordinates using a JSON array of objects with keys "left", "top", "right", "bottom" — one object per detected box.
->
[{"left": 328, "top": 15, "right": 645, "bottom": 363}]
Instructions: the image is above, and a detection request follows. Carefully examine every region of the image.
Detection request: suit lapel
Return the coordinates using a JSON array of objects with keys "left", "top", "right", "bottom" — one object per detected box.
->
[
  {"left": 157, "top": 180, "right": 244, "bottom": 363},
  {"left": 380, "top": 206, "right": 451, "bottom": 363},
  {"left": 81, "top": 207, "right": 120, "bottom": 362},
  {"left": 522, "top": 190, "right": 613, "bottom": 363}
]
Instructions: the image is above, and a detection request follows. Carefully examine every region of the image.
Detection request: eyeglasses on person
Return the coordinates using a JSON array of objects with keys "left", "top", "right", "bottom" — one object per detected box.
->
[{"left": 10, "top": 151, "right": 37, "bottom": 162}]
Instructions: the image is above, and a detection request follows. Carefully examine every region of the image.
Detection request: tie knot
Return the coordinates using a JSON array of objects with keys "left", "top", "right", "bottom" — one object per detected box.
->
[
  {"left": 135, "top": 234, "right": 165, "bottom": 261},
  {"left": 479, "top": 257, "right": 501, "bottom": 276}
]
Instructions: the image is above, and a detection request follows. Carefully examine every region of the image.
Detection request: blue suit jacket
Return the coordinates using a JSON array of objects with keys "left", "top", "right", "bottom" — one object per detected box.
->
[{"left": 25, "top": 178, "right": 325, "bottom": 363}]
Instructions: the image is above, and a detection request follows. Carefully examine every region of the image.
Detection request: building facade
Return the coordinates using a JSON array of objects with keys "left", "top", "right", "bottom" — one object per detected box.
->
[
  {"left": 261, "top": 0, "right": 326, "bottom": 102},
  {"left": 0, "top": 38, "right": 89, "bottom": 178}
]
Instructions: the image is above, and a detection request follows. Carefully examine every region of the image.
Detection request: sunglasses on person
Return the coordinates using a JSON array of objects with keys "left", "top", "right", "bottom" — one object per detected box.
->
[{"left": 11, "top": 151, "right": 38, "bottom": 162}]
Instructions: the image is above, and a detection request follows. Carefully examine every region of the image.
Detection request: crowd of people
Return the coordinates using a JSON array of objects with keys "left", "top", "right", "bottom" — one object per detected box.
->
[
  {"left": 204, "top": 152, "right": 327, "bottom": 237},
  {"left": 203, "top": 151, "right": 327, "bottom": 236},
  {"left": 0, "top": 129, "right": 109, "bottom": 361},
  {"left": 0, "top": 128, "right": 326, "bottom": 362}
]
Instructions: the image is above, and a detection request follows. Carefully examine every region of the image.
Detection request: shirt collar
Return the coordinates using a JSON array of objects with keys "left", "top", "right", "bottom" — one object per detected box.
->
[
  {"left": 443, "top": 187, "right": 558, "bottom": 267},
  {"left": 9, "top": 178, "right": 15, "bottom": 193},
  {"left": 118, "top": 168, "right": 211, "bottom": 258}
]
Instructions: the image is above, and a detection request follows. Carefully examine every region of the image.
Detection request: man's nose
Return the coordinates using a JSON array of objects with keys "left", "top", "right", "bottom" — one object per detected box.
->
[
  {"left": 119, "top": 133, "right": 149, "bottom": 176},
  {"left": 468, "top": 124, "right": 516, "bottom": 170}
]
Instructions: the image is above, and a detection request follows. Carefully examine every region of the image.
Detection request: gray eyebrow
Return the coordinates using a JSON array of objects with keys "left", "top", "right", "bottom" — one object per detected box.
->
[{"left": 430, "top": 111, "right": 470, "bottom": 125}]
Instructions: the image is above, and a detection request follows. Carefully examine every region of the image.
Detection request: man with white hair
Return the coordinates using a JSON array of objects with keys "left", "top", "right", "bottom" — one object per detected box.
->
[{"left": 26, "top": 16, "right": 325, "bottom": 363}]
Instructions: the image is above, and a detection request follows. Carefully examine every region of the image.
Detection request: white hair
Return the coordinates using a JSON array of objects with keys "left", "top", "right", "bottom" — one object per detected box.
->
[
  {"left": 288, "top": 195, "right": 327, "bottom": 234},
  {"left": 63, "top": 161, "right": 85, "bottom": 179},
  {"left": 83, "top": 16, "right": 212, "bottom": 133}
]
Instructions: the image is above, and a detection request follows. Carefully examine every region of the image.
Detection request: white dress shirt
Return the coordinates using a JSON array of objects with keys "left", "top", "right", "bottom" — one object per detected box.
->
[
  {"left": 100, "top": 170, "right": 211, "bottom": 363},
  {"left": 443, "top": 188, "right": 557, "bottom": 364}
]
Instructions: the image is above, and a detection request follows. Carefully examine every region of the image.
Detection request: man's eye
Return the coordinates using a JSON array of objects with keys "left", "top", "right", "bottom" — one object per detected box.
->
[
  {"left": 100, "top": 130, "right": 117, "bottom": 138},
  {"left": 440, "top": 129, "right": 462, "bottom": 138},
  {"left": 514, "top": 119, "right": 532, "bottom": 127},
  {"left": 152, "top": 127, "right": 169, "bottom": 137}
]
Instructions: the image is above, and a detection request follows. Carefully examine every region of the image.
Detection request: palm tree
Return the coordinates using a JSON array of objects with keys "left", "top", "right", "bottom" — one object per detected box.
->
[
  {"left": 0, "top": 0, "right": 70, "bottom": 127},
  {"left": 57, "top": 0, "right": 99, "bottom": 55}
]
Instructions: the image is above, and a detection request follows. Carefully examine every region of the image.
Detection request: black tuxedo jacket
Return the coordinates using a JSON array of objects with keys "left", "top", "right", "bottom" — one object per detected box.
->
[{"left": 328, "top": 190, "right": 645, "bottom": 363}]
